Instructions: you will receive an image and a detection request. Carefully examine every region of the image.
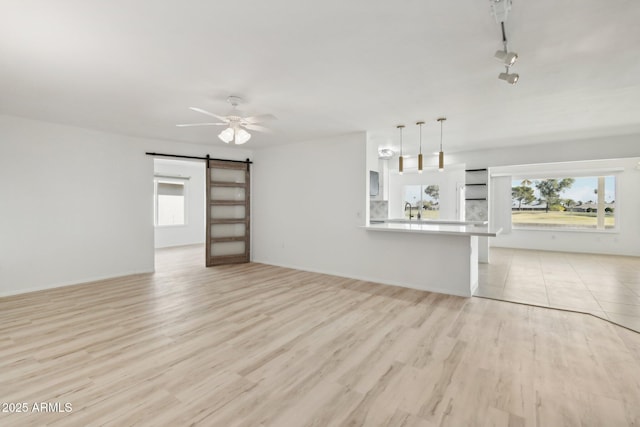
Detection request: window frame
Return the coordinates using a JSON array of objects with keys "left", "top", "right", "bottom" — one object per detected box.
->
[
  {"left": 402, "top": 184, "right": 441, "bottom": 219},
  {"left": 154, "top": 177, "right": 188, "bottom": 227},
  {"left": 510, "top": 174, "right": 619, "bottom": 233}
]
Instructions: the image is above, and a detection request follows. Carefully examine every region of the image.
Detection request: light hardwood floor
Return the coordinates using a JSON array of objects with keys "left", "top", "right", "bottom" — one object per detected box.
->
[
  {"left": 2, "top": 244, "right": 640, "bottom": 426},
  {"left": 477, "top": 248, "right": 640, "bottom": 332}
]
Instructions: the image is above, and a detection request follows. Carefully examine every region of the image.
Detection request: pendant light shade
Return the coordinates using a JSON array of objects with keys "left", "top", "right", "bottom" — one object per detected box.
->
[
  {"left": 218, "top": 126, "right": 252, "bottom": 145},
  {"left": 437, "top": 117, "right": 446, "bottom": 172},
  {"left": 397, "top": 125, "right": 405, "bottom": 175},
  {"left": 218, "top": 127, "right": 235, "bottom": 144},
  {"left": 235, "top": 128, "right": 251, "bottom": 145},
  {"left": 416, "top": 121, "right": 424, "bottom": 174}
]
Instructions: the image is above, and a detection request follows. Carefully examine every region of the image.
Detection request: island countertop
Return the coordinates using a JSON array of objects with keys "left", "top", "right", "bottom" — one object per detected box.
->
[{"left": 363, "top": 221, "right": 501, "bottom": 237}]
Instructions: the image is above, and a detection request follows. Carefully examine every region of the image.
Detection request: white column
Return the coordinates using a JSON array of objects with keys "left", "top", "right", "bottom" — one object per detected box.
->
[{"left": 597, "top": 176, "right": 605, "bottom": 229}]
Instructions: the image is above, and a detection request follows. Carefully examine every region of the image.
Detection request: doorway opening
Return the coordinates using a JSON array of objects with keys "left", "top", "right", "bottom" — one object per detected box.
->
[{"left": 153, "top": 158, "right": 206, "bottom": 270}]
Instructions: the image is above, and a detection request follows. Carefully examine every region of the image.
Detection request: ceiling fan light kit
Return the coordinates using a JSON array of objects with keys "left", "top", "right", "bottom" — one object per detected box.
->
[
  {"left": 218, "top": 127, "right": 234, "bottom": 143},
  {"left": 234, "top": 128, "right": 251, "bottom": 144},
  {"left": 177, "top": 95, "right": 275, "bottom": 145}
]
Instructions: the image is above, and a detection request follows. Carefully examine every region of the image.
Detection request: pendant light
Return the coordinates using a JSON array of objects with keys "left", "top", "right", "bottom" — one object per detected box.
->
[
  {"left": 416, "top": 121, "right": 424, "bottom": 174},
  {"left": 437, "top": 117, "right": 446, "bottom": 172},
  {"left": 397, "top": 125, "right": 405, "bottom": 175}
]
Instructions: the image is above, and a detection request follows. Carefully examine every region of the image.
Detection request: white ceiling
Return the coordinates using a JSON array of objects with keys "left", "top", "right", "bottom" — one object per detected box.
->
[{"left": 1, "top": 0, "right": 639, "bottom": 155}]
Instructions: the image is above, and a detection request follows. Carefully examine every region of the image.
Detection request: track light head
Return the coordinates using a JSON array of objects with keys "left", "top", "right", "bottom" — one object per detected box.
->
[
  {"left": 494, "top": 50, "right": 518, "bottom": 66},
  {"left": 498, "top": 72, "right": 519, "bottom": 85}
]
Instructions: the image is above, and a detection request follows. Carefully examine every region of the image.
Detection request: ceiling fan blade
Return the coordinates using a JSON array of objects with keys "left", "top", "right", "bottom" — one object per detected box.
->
[
  {"left": 244, "top": 124, "right": 272, "bottom": 133},
  {"left": 189, "top": 107, "right": 229, "bottom": 122},
  {"left": 244, "top": 113, "right": 277, "bottom": 124},
  {"left": 176, "top": 122, "right": 227, "bottom": 127}
]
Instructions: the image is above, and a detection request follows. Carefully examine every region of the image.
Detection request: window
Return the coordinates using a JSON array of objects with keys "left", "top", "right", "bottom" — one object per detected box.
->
[
  {"left": 403, "top": 185, "right": 440, "bottom": 219},
  {"left": 511, "top": 176, "right": 616, "bottom": 230},
  {"left": 155, "top": 179, "right": 186, "bottom": 226}
]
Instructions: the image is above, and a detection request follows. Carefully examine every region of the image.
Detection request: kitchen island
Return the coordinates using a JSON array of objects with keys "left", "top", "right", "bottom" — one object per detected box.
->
[{"left": 363, "top": 220, "right": 501, "bottom": 297}]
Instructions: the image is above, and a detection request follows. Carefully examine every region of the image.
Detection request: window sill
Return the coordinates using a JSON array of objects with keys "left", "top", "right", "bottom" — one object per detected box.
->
[
  {"left": 155, "top": 224, "right": 188, "bottom": 228},
  {"left": 512, "top": 226, "right": 619, "bottom": 234}
]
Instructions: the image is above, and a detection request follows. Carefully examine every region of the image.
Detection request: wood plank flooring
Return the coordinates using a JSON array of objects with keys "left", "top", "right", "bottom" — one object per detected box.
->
[{"left": 1, "top": 244, "right": 640, "bottom": 426}]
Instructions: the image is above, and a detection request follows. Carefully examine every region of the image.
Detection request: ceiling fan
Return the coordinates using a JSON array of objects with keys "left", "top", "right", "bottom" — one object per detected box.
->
[{"left": 177, "top": 96, "right": 276, "bottom": 145}]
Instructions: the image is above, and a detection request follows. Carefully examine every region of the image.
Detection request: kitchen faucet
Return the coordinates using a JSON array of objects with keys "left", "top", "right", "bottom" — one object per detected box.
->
[{"left": 404, "top": 202, "right": 414, "bottom": 220}]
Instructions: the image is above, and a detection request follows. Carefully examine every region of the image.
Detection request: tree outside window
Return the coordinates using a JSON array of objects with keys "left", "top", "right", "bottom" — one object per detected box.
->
[{"left": 511, "top": 176, "right": 615, "bottom": 229}]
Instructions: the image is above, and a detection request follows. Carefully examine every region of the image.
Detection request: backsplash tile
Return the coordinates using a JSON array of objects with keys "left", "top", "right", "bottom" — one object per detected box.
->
[
  {"left": 370, "top": 201, "right": 389, "bottom": 220},
  {"left": 466, "top": 200, "right": 488, "bottom": 221}
]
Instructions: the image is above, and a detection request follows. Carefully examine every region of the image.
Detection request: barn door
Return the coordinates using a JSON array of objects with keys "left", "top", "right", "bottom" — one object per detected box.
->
[{"left": 206, "top": 160, "right": 250, "bottom": 266}]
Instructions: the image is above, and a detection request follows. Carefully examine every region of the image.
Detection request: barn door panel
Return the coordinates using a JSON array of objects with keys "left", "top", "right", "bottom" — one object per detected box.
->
[{"left": 206, "top": 160, "right": 250, "bottom": 266}]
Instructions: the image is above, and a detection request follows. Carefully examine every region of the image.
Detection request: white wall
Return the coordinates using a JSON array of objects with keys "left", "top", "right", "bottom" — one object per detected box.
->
[
  {"left": 154, "top": 159, "right": 205, "bottom": 248},
  {"left": 448, "top": 133, "right": 640, "bottom": 169},
  {"left": 0, "top": 114, "right": 251, "bottom": 296},
  {"left": 252, "top": 132, "right": 479, "bottom": 296}
]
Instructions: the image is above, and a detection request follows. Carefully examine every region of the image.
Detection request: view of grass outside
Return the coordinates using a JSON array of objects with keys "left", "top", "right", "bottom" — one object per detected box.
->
[
  {"left": 511, "top": 176, "right": 615, "bottom": 229},
  {"left": 512, "top": 211, "right": 615, "bottom": 228}
]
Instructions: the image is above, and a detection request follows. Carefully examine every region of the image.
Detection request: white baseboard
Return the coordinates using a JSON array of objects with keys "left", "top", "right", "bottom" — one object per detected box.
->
[
  {"left": 0, "top": 269, "right": 155, "bottom": 298},
  {"left": 251, "top": 258, "right": 472, "bottom": 298}
]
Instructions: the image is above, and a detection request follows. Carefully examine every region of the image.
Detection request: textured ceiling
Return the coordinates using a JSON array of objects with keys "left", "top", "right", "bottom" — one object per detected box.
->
[{"left": 1, "top": 0, "right": 639, "bottom": 154}]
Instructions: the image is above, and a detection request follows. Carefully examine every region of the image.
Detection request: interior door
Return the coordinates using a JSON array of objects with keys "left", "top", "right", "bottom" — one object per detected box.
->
[{"left": 206, "top": 160, "right": 250, "bottom": 266}]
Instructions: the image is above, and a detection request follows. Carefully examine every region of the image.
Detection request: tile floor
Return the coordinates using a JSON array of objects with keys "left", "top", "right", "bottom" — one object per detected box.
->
[{"left": 476, "top": 247, "right": 640, "bottom": 332}]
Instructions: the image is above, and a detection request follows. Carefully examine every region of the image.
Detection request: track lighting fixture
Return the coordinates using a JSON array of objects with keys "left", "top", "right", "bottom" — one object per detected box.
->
[
  {"left": 397, "top": 125, "right": 405, "bottom": 175},
  {"left": 416, "top": 121, "right": 424, "bottom": 174},
  {"left": 498, "top": 71, "right": 519, "bottom": 85},
  {"left": 491, "top": 2, "right": 520, "bottom": 85},
  {"left": 494, "top": 50, "right": 518, "bottom": 66},
  {"left": 437, "top": 117, "right": 446, "bottom": 172}
]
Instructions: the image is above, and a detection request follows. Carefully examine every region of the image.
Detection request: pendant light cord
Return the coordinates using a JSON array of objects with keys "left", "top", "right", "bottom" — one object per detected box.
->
[
  {"left": 439, "top": 120, "right": 443, "bottom": 151},
  {"left": 419, "top": 123, "right": 422, "bottom": 154}
]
